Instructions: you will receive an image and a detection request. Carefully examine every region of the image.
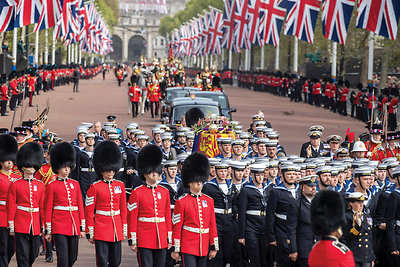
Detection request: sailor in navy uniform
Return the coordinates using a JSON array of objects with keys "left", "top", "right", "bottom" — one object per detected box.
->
[
  {"left": 122, "top": 123, "right": 139, "bottom": 147},
  {"left": 287, "top": 175, "right": 317, "bottom": 267},
  {"left": 214, "top": 138, "right": 233, "bottom": 159},
  {"left": 238, "top": 164, "right": 271, "bottom": 267},
  {"left": 174, "top": 131, "right": 187, "bottom": 154},
  {"left": 149, "top": 128, "right": 164, "bottom": 147},
  {"left": 300, "top": 128, "right": 328, "bottom": 158},
  {"left": 135, "top": 135, "right": 150, "bottom": 153},
  {"left": 208, "top": 158, "right": 221, "bottom": 181},
  {"left": 322, "top": 135, "right": 342, "bottom": 159},
  {"left": 266, "top": 164, "right": 299, "bottom": 267},
  {"left": 185, "top": 132, "right": 195, "bottom": 153},
  {"left": 253, "top": 138, "right": 269, "bottom": 158},
  {"left": 161, "top": 133, "right": 177, "bottom": 160},
  {"left": 77, "top": 133, "right": 97, "bottom": 202},
  {"left": 315, "top": 166, "right": 332, "bottom": 191},
  {"left": 202, "top": 162, "right": 238, "bottom": 266},
  {"left": 106, "top": 115, "right": 124, "bottom": 139},
  {"left": 231, "top": 161, "right": 248, "bottom": 192},
  {"left": 72, "top": 126, "right": 88, "bottom": 151}
]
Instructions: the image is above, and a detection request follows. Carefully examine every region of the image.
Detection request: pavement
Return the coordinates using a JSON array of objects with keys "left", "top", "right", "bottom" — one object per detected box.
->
[{"left": 3, "top": 72, "right": 367, "bottom": 266}]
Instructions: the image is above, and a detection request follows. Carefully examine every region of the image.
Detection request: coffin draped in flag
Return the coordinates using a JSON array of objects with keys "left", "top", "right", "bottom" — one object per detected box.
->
[
  {"left": 356, "top": 0, "right": 400, "bottom": 40},
  {"left": 321, "top": 0, "right": 355, "bottom": 44},
  {"left": 0, "top": 0, "right": 16, "bottom": 32},
  {"left": 208, "top": 7, "right": 224, "bottom": 55},
  {"left": 258, "top": 0, "right": 287, "bottom": 47},
  {"left": 284, "top": 0, "right": 322, "bottom": 44},
  {"left": 14, "top": 0, "right": 42, "bottom": 28},
  {"left": 34, "top": 0, "right": 62, "bottom": 31}
]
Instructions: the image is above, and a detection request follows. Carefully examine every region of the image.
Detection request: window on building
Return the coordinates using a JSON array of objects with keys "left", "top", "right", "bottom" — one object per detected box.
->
[{"left": 160, "top": 39, "right": 164, "bottom": 46}]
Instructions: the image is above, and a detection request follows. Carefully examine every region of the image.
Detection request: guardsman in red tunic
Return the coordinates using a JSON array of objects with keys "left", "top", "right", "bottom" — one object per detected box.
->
[
  {"left": 128, "top": 82, "right": 141, "bottom": 118},
  {"left": 337, "top": 80, "right": 349, "bottom": 116},
  {"left": 0, "top": 134, "right": 19, "bottom": 266},
  {"left": 311, "top": 79, "right": 322, "bottom": 107},
  {"left": 171, "top": 152, "right": 218, "bottom": 267},
  {"left": 9, "top": 71, "right": 19, "bottom": 111},
  {"left": 148, "top": 81, "right": 160, "bottom": 118},
  {"left": 308, "top": 190, "right": 355, "bottom": 267},
  {"left": 365, "top": 125, "right": 383, "bottom": 159},
  {"left": 44, "top": 142, "right": 85, "bottom": 267},
  {"left": 387, "top": 88, "right": 399, "bottom": 131},
  {"left": 128, "top": 145, "right": 172, "bottom": 266},
  {"left": 7, "top": 142, "right": 45, "bottom": 267},
  {"left": 0, "top": 74, "right": 8, "bottom": 116},
  {"left": 34, "top": 142, "right": 56, "bottom": 186},
  {"left": 85, "top": 141, "right": 127, "bottom": 267}
]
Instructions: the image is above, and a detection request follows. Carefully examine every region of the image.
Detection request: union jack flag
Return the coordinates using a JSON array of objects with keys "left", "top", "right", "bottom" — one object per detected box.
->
[
  {"left": 35, "top": 0, "right": 61, "bottom": 31},
  {"left": 208, "top": 7, "right": 224, "bottom": 55},
  {"left": 321, "top": 0, "right": 355, "bottom": 44},
  {"left": 284, "top": 0, "right": 321, "bottom": 44},
  {"left": 258, "top": 0, "right": 287, "bottom": 47},
  {"left": 247, "top": 0, "right": 262, "bottom": 46},
  {"left": 14, "top": 0, "right": 42, "bottom": 28},
  {"left": 199, "top": 12, "right": 211, "bottom": 56},
  {"left": 54, "top": 0, "right": 80, "bottom": 40},
  {"left": 221, "top": 0, "right": 239, "bottom": 52},
  {"left": 356, "top": 0, "right": 400, "bottom": 40},
  {"left": 233, "top": 0, "right": 250, "bottom": 50},
  {"left": 0, "top": 0, "right": 16, "bottom": 32}
]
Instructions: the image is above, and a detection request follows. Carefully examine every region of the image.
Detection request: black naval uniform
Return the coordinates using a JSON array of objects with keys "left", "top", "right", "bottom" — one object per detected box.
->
[
  {"left": 385, "top": 188, "right": 400, "bottom": 266},
  {"left": 287, "top": 194, "right": 316, "bottom": 267},
  {"left": 77, "top": 148, "right": 97, "bottom": 203},
  {"left": 202, "top": 178, "right": 238, "bottom": 267},
  {"left": 299, "top": 142, "right": 327, "bottom": 158},
  {"left": 266, "top": 183, "right": 299, "bottom": 267},
  {"left": 342, "top": 209, "right": 376, "bottom": 265},
  {"left": 238, "top": 181, "right": 271, "bottom": 267}
]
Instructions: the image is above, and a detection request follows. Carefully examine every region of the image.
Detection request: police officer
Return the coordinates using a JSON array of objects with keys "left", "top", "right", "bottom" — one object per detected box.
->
[
  {"left": 266, "top": 164, "right": 299, "bottom": 267},
  {"left": 202, "top": 162, "right": 238, "bottom": 266},
  {"left": 238, "top": 164, "right": 270, "bottom": 267}
]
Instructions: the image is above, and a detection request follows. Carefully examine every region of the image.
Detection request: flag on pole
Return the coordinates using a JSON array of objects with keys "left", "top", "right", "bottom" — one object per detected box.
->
[
  {"left": 208, "top": 7, "right": 224, "bottom": 55},
  {"left": 221, "top": 0, "right": 238, "bottom": 52},
  {"left": 54, "top": 0, "right": 80, "bottom": 40},
  {"left": 284, "top": 0, "right": 322, "bottom": 44},
  {"left": 233, "top": 0, "right": 250, "bottom": 50},
  {"left": 321, "top": 0, "right": 355, "bottom": 44},
  {"left": 14, "top": 0, "right": 42, "bottom": 28},
  {"left": 356, "top": 0, "right": 400, "bottom": 40},
  {"left": 0, "top": 0, "right": 16, "bottom": 32},
  {"left": 258, "top": 0, "right": 287, "bottom": 47},
  {"left": 35, "top": 0, "right": 62, "bottom": 31},
  {"left": 247, "top": 0, "right": 262, "bottom": 45}
]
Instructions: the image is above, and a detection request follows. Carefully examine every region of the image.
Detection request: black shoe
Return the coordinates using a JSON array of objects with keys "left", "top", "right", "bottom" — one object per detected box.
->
[
  {"left": 52, "top": 245, "right": 56, "bottom": 251},
  {"left": 46, "top": 256, "right": 53, "bottom": 263},
  {"left": 39, "top": 247, "right": 45, "bottom": 256},
  {"left": 1, "top": 114, "right": 8, "bottom": 116}
]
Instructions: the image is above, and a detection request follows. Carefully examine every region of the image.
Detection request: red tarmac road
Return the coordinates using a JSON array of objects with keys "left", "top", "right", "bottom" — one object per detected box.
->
[{"left": 3, "top": 72, "right": 367, "bottom": 266}]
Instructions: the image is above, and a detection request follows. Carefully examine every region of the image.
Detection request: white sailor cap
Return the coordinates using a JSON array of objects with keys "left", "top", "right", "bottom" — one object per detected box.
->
[
  {"left": 209, "top": 158, "right": 222, "bottom": 166},
  {"left": 309, "top": 125, "right": 324, "bottom": 132},
  {"left": 230, "top": 161, "right": 247, "bottom": 170},
  {"left": 76, "top": 127, "right": 88, "bottom": 135},
  {"left": 231, "top": 139, "right": 245, "bottom": 146},
  {"left": 85, "top": 133, "right": 95, "bottom": 139},
  {"left": 315, "top": 166, "right": 332, "bottom": 175},
  {"left": 250, "top": 164, "right": 267, "bottom": 173},
  {"left": 353, "top": 167, "right": 372, "bottom": 177},
  {"left": 137, "top": 135, "right": 149, "bottom": 140}
]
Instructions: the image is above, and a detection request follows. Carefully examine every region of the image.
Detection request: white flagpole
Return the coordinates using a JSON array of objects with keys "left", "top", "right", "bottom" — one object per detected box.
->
[
  {"left": 221, "top": 49, "right": 224, "bottom": 69},
  {"left": 44, "top": 29, "right": 48, "bottom": 65},
  {"left": 68, "top": 45, "right": 71, "bottom": 64},
  {"left": 75, "top": 43, "right": 78, "bottom": 63},
  {"left": 331, "top": 41, "right": 337, "bottom": 79},
  {"left": 228, "top": 49, "right": 232, "bottom": 69},
  {"left": 71, "top": 44, "right": 75, "bottom": 64},
  {"left": 51, "top": 29, "right": 56, "bottom": 65},
  {"left": 201, "top": 56, "right": 204, "bottom": 69},
  {"left": 368, "top": 32, "right": 374, "bottom": 81},
  {"left": 275, "top": 43, "right": 280, "bottom": 71},
  {"left": 244, "top": 49, "right": 248, "bottom": 71},
  {"left": 260, "top": 45, "right": 264, "bottom": 70},
  {"left": 12, "top": 28, "right": 17, "bottom": 71},
  {"left": 293, "top": 37, "right": 298, "bottom": 73},
  {"left": 78, "top": 42, "right": 82, "bottom": 64},
  {"left": 34, "top": 25, "right": 39, "bottom": 67}
]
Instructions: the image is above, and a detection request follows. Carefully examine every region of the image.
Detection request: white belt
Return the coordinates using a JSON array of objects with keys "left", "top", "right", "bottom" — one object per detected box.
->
[
  {"left": 54, "top": 206, "right": 78, "bottom": 211},
  {"left": 0, "top": 200, "right": 6, "bottom": 205},
  {"left": 17, "top": 206, "right": 39, "bottom": 212},
  {"left": 96, "top": 210, "right": 120, "bottom": 216},
  {"left": 138, "top": 217, "right": 165, "bottom": 223},
  {"left": 214, "top": 208, "right": 232, "bottom": 214},
  {"left": 183, "top": 225, "right": 209, "bottom": 234},
  {"left": 246, "top": 210, "right": 266, "bottom": 216},
  {"left": 81, "top": 167, "right": 94, "bottom": 172},
  {"left": 170, "top": 204, "right": 175, "bottom": 209},
  {"left": 119, "top": 168, "right": 124, "bottom": 172},
  {"left": 396, "top": 220, "right": 400, "bottom": 227},
  {"left": 275, "top": 213, "right": 287, "bottom": 220}
]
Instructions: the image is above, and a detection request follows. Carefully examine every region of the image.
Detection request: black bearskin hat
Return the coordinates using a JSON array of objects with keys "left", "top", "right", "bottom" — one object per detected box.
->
[
  {"left": 93, "top": 141, "right": 122, "bottom": 177},
  {"left": 17, "top": 142, "right": 43, "bottom": 172},
  {"left": 181, "top": 152, "right": 210, "bottom": 187},
  {"left": 310, "top": 190, "right": 346, "bottom": 236},
  {"left": 212, "top": 76, "right": 221, "bottom": 87},
  {"left": 0, "top": 134, "right": 18, "bottom": 163},
  {"left": 185, "top": 107, "right": 205, "bottom": 128},
  {"left": 137, "top": 144, "right": 163, "bottom": 180},
  {"left": 50, "top": 142, "right": 76, "bottom": 174},
  {"left": 344, "top": 80, "right": 350, "bottom": 87}
]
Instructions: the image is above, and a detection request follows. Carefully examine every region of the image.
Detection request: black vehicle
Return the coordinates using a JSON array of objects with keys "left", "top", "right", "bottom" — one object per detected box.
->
[{"left": 160, "top": 87, "right": 201, "bottom": 116}]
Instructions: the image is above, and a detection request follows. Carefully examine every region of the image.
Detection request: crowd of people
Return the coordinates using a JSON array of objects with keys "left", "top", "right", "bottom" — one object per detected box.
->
[{"left": 0, "top": 64, "right": 105, "bottom": 117}]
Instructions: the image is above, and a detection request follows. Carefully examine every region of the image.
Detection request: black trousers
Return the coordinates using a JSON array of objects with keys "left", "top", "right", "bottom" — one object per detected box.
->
[
  {"left": 131, "top": 102, "right": 139, "bottom": 117},
  {"left": 389, "top": 113, "right": 397, "bottom": 131},
  {"left": 0, "top": 100, "right": 7, "bottom": 115},
  {"left": 54, "top": 234, "right": 79, "bottom": 267},
  {"left": 182, "top": 253, "right": 207, "bottom": 267},
  {"left": 95, "top": 240, "right": 121, "bottom": 267},
  {"left": 73, "top": 80, "right": 79, "bottom": 92},
  {"left": 246, "top": 232, "right": 269, "bottom": 267},
  {"left": 136, "top": 247, "right": 166, "bottom": 267},
  {"left": 276, "top": 239, "right": 296, "bottom": 267},
  {"left": 15, "top": 232, "right": 40, "bottom": 267},
  {"left": 10, "top": 95, "right": 18, "bottom": 110},
  {"left": 0, "top": 227, "right": 14, "bottom": 266},
  {"left": 150, "top": 101, "right": 159, "bottom": 118},
  {"left": 207, "top": 230, "right": 234, "bottom": 267}
]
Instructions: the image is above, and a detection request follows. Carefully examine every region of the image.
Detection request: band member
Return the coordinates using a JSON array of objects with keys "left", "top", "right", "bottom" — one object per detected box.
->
[
  {"left": 128, "top": 82, "right": 141, "bottom": 118},
  {"left": 171, "top": 152, "right": 219, "bottom": 267},
  {"left": 0, "top": 134, "right": 19, "bottom": 266},
  {"left": 7, "top": 142, "right": 45, "bottom": 267},
  {"left": 128, "top": 144, "right": 172, "bottom": 267},
  {"left": 85, "top": 141, "right": 127, "bottom": 267},
  {"left": 308, "top": 190, "right": 354, "bottom": 266}
]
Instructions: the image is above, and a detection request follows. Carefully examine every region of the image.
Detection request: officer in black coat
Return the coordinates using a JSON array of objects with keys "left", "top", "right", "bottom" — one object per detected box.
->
[
  {"left": 300, "top": 129, "right": 328, "bottom": 159},
  {"left": 202, "top": 162, "right": 238, "bottom": 267},
  {"left": 238, "top": 164, "right": 271, "bottom": 267},
  {"left": 266, "top": 164, "right": 300, "bottom": 267},
  {"left": 342, "top": 192, "right": 376, "bottom": 266},
  {"left": 385, "top": 167, "right": 400, "bottom": 266},
  {"left": 287, "top": 175, "right": 317, "bottom": 267}
]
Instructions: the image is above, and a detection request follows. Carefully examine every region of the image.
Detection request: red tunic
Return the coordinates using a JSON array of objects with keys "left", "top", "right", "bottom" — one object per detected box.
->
[
  {"left": 329, "top": 85, "right": 337, "bottom": 98},
  {"left": 339, "top": 87, "right": 349, "bottom": 102},
  {"left": 44, "top": 178, "right": 85, "bottom": 236},
  {"left": 128, "top": 184, "right": 172, "bottom": 249},
  {"left": 324, "top": 84, "right": 331, "bottom": 97},
  {"left": 388, "top": 97, "right": 398, "bottom": 114},
  {"left": 308, "top": 237, "right": 355, "bottom": 267},
  {"left": 85, "top": 179, "right": 127, "bottom": 242},
  {"left": 172, "top": 193, "right": 219, "bottom": 256},
  {"left": 7, "top": 178, "right": 45, "bottom": 235},
  {"left": 0, "top": 171, "right": 21, "bottom": 227},
  {"left": 9, "top": 79, "right": 18, "bottom": 95},
  {"left": 1, "top": 84, "right": 8, "bottom": 101},
  {"left": 148, "top": 84, "right": 160, "bottom": 102},
  {"left": 312, "top": 83, "right": 321, "bottom": 95},
  {"left": 34, "top": 163, "right": 56, "bottom": 186},
  {"left": 129, "top": 86, "right": 142, "bottom": 102}
]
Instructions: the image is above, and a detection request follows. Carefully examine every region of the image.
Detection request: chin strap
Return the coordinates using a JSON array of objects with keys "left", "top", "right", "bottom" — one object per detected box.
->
[{"left": 371, "top": 136, "right": 382, "bottom": 144}]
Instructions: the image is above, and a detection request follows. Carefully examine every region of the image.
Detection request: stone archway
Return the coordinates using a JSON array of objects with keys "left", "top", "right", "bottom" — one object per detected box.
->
[
  {"left": 128, "top": 35, "right": 146, "bottom": 62},
  {"left": 108, "top": 34, "right": 123, "bottom": 62}
]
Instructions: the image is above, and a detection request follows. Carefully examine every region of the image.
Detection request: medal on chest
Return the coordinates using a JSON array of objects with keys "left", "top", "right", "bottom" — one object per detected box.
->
[
  {"left": 114, "top": 186, "right": 122, "bottom": 194},
  {"left": 202, "top": 200, "right": 208, "bottom": 208}
]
